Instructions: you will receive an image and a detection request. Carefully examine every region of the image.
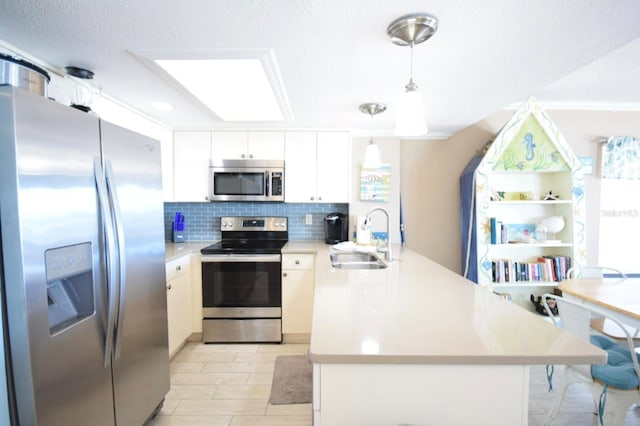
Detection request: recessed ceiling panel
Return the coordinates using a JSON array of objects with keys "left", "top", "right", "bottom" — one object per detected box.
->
[{"left": 134, "top": 48, "right": 293, "bottom": 122}]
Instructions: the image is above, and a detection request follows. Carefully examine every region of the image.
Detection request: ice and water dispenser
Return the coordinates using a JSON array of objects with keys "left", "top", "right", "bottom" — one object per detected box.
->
[{"left": 45, "top": 243, "right": 94, "bottom": 334}]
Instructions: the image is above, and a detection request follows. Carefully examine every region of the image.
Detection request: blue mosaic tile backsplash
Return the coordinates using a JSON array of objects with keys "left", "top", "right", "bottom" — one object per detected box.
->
[{"left": 164, "top": 202, "right": 349, "bottom": 242}]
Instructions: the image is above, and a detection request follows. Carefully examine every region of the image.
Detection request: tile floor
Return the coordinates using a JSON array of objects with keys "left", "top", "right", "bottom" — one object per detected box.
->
[
  {"left": 148, "top": 342, "right": 640, "bottom": 426},
  {"left": 147, "top": 342, "right": 312, "bottom": 426}
]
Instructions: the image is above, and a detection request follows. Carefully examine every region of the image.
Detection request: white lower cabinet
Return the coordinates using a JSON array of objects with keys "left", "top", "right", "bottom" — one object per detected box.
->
[
  {"left": 166, "top": 255, "right": 193, "bottom": 357},
  {"left": 281, "top": 253, "right": 315, "bottom": 339}
]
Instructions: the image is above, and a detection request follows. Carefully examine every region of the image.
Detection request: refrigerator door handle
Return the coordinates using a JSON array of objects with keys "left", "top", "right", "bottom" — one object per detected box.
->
[
  {"left": 105, "top": 160, "right": 127, "bottom": 360},
  {"left": 94, "top": 157, "right": 118, "bottom": 368}
]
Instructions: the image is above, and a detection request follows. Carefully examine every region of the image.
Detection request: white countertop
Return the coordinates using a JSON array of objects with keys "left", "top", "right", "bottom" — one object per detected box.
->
[
  {"left": 306, "top": 243, "right": 605, "bottom": 366},
  {"left": 164, "top": 241, "right": 215, "bottom": 261},
  {"left": 165, "top": 239, "right": 603, "bottom": 367},
  {"left": 165, "top": 239, "right": 313, "bottom": 261},
  {"left": 166, "top": 239, "right": 311, "bottom": 261}
]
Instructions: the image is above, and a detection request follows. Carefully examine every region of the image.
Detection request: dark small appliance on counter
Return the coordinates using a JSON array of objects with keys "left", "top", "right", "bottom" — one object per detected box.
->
[{"left": 324, "top": 212, "right": 349, "bottom": 244}]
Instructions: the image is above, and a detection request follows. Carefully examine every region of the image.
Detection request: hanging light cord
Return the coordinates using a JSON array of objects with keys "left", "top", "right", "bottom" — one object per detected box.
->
[
  {"left": 408, "top": 42, "right": 415, "bottom": 85},
  {"left": 369, "top": 111, "right": 374, "bottom": 144}
]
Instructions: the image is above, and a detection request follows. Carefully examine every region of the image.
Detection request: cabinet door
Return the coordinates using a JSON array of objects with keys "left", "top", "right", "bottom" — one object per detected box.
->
[
  {"left": 282, "top": 254, "right": 315, "bottom": 335},
  {"left": 173, "top": 131, "right": 211, "bottom": 202},
  {"left": 166, "top": 257, "right": 192, "bottom": 356},
  {"left": 284, "top": 132, "right": 318, "bottom": 202},
  {"left": 316, "top": 132, "right": 350, "bottom": 203},
  {"left": 247, "top": 131, "right": 285, "bottom": 159},
  {"left": 190, "top": 255, "right": 202, "bottom": 334},
  {"left": 211, "top": 131, "right": 248, "bottom": 159}
]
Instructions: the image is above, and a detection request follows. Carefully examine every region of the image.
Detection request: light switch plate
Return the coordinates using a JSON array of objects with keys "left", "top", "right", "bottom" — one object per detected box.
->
[{"left": 305, "top": 214, "right": 313, "bottom": 225}]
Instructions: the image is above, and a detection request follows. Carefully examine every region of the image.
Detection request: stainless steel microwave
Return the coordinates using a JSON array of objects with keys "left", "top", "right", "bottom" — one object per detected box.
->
[{"left": 207, "top": 159, "right": 284, "bottom": 202}]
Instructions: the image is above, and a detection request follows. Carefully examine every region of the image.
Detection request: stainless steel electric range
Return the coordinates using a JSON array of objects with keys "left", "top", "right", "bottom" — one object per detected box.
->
[{"left": 200, "top": 216, "right": 288, "bottom": 343}]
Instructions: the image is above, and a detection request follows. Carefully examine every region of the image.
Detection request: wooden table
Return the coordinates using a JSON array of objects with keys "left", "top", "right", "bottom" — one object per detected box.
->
[{"left": 558, "top": 277, "right": 640, "bottom": 329}]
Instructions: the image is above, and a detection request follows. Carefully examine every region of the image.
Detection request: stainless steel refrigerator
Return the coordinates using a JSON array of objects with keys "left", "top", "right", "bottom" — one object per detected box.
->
[{"left": 0, "top": 86, "right": 170, "bottom": 425}]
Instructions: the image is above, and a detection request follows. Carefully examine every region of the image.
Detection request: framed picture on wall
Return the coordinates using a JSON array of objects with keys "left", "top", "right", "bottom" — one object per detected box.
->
[{"left": 360, "top": 164, "right": 390, "bottom": 202}]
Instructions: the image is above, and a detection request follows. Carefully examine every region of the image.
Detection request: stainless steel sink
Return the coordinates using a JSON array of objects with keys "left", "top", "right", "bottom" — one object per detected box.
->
[{"left": 329, "top": 252, "right": 387, "bottom": 269}]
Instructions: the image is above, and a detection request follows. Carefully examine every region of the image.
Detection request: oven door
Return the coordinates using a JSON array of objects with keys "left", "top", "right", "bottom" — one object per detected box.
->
[{"left": 201, "top": 254, "right": 281, "bottom": 318}]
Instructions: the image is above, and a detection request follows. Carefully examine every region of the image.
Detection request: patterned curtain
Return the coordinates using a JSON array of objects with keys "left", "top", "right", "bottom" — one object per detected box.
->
[{"left": 601, "top": 136, "right": 640, "bottom": 179}]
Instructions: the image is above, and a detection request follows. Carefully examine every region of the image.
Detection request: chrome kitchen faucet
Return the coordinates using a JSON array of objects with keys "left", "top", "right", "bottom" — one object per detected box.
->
[{"left": 365, "top": 207, "right": 392, "bottom": 262}]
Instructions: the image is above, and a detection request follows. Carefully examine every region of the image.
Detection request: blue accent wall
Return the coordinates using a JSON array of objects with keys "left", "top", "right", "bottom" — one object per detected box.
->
[{"left": 164, "top": 202, "right": 349, "bottom": 242}]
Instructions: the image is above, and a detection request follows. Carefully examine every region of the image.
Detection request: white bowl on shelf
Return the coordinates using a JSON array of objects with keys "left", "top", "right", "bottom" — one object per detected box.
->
[{"left": 537, "top": 216, "right": 565, "bottom": 243}]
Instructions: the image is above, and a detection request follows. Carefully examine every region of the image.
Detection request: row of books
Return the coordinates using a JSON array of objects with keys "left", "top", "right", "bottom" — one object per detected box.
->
[
  {"left": 491, "top": 256, "right": 572, "bottom": 283},
  {"left": 489, "top": 218, "right": 537, "bottom": 244}
]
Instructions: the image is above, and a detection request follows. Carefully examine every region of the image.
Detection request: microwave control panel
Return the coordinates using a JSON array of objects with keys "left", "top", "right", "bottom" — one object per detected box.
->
[{"left": 271, "top": 172, "right": 283, "bottom": 196}]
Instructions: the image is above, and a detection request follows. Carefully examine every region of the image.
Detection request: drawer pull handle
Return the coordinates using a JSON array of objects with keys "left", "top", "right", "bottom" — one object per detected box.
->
[
  {"left": 176, "top": 265, "right": 182, "bottom": 271},
  {"left": 283, "top": 272, "right": 288, "bottom": 277},
  {"left": 167, "top": 284, "right": 172, "bottom": 290},
  {"left": 295, "top": 260, "right": 300, "bottom": 265}
]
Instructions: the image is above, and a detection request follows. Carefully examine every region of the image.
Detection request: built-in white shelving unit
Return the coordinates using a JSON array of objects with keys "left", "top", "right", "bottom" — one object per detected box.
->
[{"left": 470, "top": 97, "right": 586, "bottom": 311}]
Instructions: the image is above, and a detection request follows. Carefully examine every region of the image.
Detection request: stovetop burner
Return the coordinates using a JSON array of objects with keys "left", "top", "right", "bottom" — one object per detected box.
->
[
  {"left": 201, "top": 239, "right": 287, "bottom": 255},
  {"left": 200, "top": 216, "right": 288, "bottom": 255}
]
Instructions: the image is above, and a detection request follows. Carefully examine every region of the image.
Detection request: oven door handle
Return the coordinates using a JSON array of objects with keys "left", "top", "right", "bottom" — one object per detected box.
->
[{"left": 201, "top": 254, "right": 281, "bottom": 263}]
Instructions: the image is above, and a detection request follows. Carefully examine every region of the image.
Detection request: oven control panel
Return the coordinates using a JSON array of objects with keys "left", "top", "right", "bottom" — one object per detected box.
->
[{"left": 220, "top": 216, "right": 287, "bottom": 231}]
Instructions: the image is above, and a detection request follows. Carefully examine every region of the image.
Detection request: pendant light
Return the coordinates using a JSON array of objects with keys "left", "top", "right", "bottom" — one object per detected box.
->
[
  {"left": 387, "top": 13, "right": 438, "bottom": 137},
  {"left": 359, "top": 102, "right": 386, "bottom": 169}
]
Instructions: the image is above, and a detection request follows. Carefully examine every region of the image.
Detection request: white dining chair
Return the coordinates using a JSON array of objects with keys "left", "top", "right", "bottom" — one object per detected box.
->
[
  {"left": 566, "top": 266, "right": 627, "bottom": 280},
  {"left": 542, "top": 293, "right": 640, "bottom": 426}
]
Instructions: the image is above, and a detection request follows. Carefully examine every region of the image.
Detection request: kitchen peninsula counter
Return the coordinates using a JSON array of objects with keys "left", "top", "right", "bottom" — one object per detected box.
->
[{"left": 299, "top": 243, "right": 604, "bottom": 426}]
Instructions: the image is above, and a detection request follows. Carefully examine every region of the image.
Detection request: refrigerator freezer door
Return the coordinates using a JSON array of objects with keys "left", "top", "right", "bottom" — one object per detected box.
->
[
  {"left": 99, "top": 121, "right": 170, "bottom": 425},
  {"left": 0, "top": 87, "right": 116, "bottom": 425}
]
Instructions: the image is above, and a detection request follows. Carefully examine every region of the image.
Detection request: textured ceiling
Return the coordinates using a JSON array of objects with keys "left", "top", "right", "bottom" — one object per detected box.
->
[{"left": 0, "top": 0, "right": 638, "bottom": 137}]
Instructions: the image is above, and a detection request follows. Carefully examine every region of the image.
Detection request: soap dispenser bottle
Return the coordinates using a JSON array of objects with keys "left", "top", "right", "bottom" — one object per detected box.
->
[{"left": 356, "top": 215, "right": 371, "bottom": 245}]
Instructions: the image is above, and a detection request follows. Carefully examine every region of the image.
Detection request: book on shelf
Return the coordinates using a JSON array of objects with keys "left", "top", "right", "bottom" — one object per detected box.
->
[
  {"left": 490, "top": 218, "right": 499, "bottom": 244},
  {"left": 491, "top": 255, "right": 572, "bottom": 284},
  {"left": 489, "top": 218, "right": 538, "bottom": 244}
]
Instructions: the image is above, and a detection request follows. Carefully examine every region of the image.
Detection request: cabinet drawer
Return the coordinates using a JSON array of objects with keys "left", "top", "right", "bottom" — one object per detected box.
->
[
  {"left": 282, "top": 253, "right": 315, "bottom": 270},
  {"left": 166, "top": 256, "right": 190, "bottom": 281}
]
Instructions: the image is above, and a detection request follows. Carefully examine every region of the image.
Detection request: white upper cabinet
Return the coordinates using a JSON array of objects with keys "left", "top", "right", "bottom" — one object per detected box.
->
[
  {"left": 248, "top": 131, "right": 285, "bottom": 159},
  {"left": 171, "top": 129, "right": 348, "bottom": 203},
  {"left": 316, "top": 132, "right": 350, "bottom": 203},
  {"left": 284, "top": 132, "right": 317, "bottom": 202},
  {"left": 285, "top": 131, "right": 350, "bottom": 203},
  {"left": 173, "top": 131, "right": 212, "bottom": 202},
  {"left": 212, "top": 130, "right": 284, "bottom": 160}
]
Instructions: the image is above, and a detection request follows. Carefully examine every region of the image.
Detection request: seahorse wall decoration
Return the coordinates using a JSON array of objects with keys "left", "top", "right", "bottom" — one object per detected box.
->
[{"left": 523, "top": 133, "right": 536, "bottom": 161}]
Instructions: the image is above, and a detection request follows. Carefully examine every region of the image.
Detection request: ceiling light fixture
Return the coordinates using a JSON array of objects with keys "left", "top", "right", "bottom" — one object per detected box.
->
[
  {"left": 148, "top": 48, "right": 293, "bottom": 123},
  {"left": 387, "top": 13, "right": 438, "bottom": 137},
  {"left": 359, "top": 102, "right": 386, "bottom": 169}
]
